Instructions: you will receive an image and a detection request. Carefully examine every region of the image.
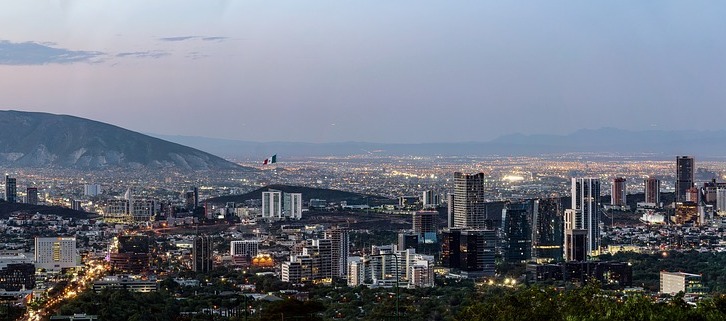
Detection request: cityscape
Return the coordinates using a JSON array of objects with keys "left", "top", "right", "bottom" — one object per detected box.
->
[
  {"left": 0, "top": 151, "right": 723, "bottom": 320},
  {"left": 2, "top": 1, "right": 726, "bottom": 320}
]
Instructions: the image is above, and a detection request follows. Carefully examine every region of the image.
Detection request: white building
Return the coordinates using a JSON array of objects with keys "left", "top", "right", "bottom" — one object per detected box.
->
[
  {"left": 660, "top": 271, "right": 706, "bottom": 295},
  {"left": 717, "top": 188, "right": 726, "bottom": 214},
  {"left": 347, "top": 246, "right": 434, "bottom": 288},
  {"left": 231, "top": 240, "right": 259, "bottom": 257},
  {"left": 261, "top": 190, "right": 282, "bottom": 219},
  {"left": 283, "top": 193, "right": 303, "bottom": 220},
  {"left": 35, "top": 237, "right": 78, "bottom": 270},
  {"left": 571, "top": 178, "right": 601, "bottom": 257},
  {"left": 84, "top": 184, "right": 102, "bottom": 197}
]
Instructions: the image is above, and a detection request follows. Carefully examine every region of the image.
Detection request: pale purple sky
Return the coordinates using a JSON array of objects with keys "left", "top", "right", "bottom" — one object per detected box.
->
[{"left": 1, "top": 1, "right": 725, "bottom": 143}]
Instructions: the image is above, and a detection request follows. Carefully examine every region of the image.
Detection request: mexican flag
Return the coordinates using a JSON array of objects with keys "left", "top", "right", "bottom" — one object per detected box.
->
[{"left": 263, "top": 154, "right": 277, "bottom": 165}]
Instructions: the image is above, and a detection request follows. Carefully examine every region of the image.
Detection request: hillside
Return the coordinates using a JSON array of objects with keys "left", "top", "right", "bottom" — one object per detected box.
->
[
  {"left": 0, "top": 110, "right": 249, "bottom": 170},
  {"left": 206, "top": 184, "right": 392, "bottom": 205},
  {"left": 0, "top": 201, "right": 98, "bottom": 219}
]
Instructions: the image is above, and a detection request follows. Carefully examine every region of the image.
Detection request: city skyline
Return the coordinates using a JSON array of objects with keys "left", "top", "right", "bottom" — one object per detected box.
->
[{"left": 1, "top": 1, "right": 725, "bottom": 143}]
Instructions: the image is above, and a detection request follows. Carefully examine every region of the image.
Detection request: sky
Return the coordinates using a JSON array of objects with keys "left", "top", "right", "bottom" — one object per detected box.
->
[{"left": 1, "top": 1, "right": 725, "bottom": 143}]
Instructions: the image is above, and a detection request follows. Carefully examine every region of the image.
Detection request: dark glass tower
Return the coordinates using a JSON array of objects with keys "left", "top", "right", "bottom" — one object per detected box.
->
[{"left": 676, "top": 156, "right": 694, "bottom": 203}]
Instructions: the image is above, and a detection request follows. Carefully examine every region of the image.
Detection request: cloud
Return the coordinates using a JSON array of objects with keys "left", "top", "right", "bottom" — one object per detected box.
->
[
  {"left": 0, "top": 40, "right": 104, "bottom": 65},
  {"left": 116, "top": 51, "right": 170, "bottom": 59},
  {"left": 201, "top": 36, "right": 228, "bottom": 42},
  {"left": 158, "top": 36, "right": 228, "bottom": 42},
  {"left": 158, "top": 36, "right": 197, "bottom": 42}
]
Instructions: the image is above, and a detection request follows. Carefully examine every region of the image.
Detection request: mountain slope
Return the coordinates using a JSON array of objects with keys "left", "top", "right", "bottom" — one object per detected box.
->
[
  {"left": 0, "top": 110, "right": 248, "bottom": 170},
  {"left": 206, "top": 184, "right": 392, "bottom": 205}
]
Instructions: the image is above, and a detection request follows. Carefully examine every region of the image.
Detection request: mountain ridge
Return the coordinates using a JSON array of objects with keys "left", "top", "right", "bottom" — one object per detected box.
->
[
  {"left": 0, "top": 110, "right": 250, "bottom": 170},
  {"left": 152, "top": 128, "right": 726, "bottom": 158}
]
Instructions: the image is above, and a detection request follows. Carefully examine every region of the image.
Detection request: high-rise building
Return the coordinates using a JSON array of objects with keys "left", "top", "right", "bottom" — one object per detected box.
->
[
  {"left": 502, "top": 201, "right": 533, "bottom": 263},
  {"left": 0, "top": 254, "right": 35, "bottom": 291},
  {"left": 26, "top": 187, "right": 38, "bottom": 205},
  {"left": 644, "top": 178, "right": 661, "bottom": 205},
  {"left": 413, "top": 210, "right": 437, "bottom": 243},
  {"left": 717, "top": 189, "right": 726, "bottom": 214},
  {"left": 422, "top": 190, "right": 439, "bottom": 208},
  {"left": 261, "top": 190, "right": 282, "bottom": 219},
  {"left": 453, "top": 172, "right": 486, "bottom": 228},
  {"left": 571, "top": 178, "right": 601, "bottom": 257},
  {"left": 611, "top": 177, "right": 626, "bottom": 207},
  {"left": 130, "top": 199, "right": 156, "bottom": 221},
  {"left": 84, "top": 184, "right": 102, "bottom": 197},
  {"left": 35, "top": 237, "right": 78, "bottom": 270},
  {"left": 193, "top": 236, "right": 213, "bottom": 273},
  {"left": 676, "top": 156, "right": 695, "bottom": 203},
  {"left": 283, "top": 193, "right": 303, "bottom": 220},
  {"left": 4, "top": 175, "right": 16, "bottom": 203},
  {"left": 446, "top": 194, "right": 455, "bottom": 228},
  {"left": 531, "top": 198, "right": 563, "bottom": 262},
  {"left": 564, "top": 209, "right": 587, "bottom": 261},
  {"left": 110, "top": 235, "right": 150, "bottom": 274},
  {"left": 398, "top": 232, "right": 419, "bottom": 250},
  {"left": 441, "top": 228, "right": 495, "bottom": 278},
  {"left": 104, "top": 199, "right": 131, "bottom": 223},
  {"left": 326, "top": 227, "right": 350, "bottom": 279}
]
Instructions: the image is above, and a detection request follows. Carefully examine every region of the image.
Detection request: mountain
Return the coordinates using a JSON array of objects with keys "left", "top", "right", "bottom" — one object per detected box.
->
[
  {"left": 0, "top": 110, "right": 249, "bottom": 170},
  {"left": 206, "top": 184, "right": 392, "bottom": 205},
  {"left": 0, "top": 200, "right": 97, "bottom": 219},
  {"left": 153, "top": 128, "right": 726, "bottom": 158}
]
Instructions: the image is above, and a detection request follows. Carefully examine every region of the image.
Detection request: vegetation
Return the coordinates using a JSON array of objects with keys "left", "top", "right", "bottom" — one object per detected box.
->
[{"left": 600, "top": 251, "right": 726, "bottom": 292}]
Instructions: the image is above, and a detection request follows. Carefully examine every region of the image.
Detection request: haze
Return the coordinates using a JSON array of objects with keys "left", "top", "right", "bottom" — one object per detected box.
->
[{"left": 0, "top": 1, "right": 724, "bottom": 143}]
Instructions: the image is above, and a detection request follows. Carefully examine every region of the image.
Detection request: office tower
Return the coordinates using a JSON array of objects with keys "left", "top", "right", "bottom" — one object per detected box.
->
[
  {"left": 184, "top": 190, "right": 196, "bottom": 211},
  {"left": 35, "top": 237, "right": 78, "bottom": 270},
  {"left": 110, "top": 235, "right": 150, "bottom": 274},
  {"left": 564, "top": 209, "right": 587, "bottom": 261},
  {"left": 422, "top": 190, "right": 439, "bottom": 208},
  {"left": 644, "top": 178, "right": 661, "bottom": 205},
  {"left": 0, "top": 254, "right": 35, "bottom": 291},
  {"left": 398, "top": 232, "right": 419, "bottom": 250},
  {"left": 441, "top": 228, "right": 495, "bottom": 278},
  {"left": 611, "top": 177, "right": 626, "bottom": 206},
  {"left": 26, "top": 187, "right": 38, "bottom": 205},
  {"left": 193, "top": 236, "right": 213, "bottom": 273},
  {"left": 231, "top": 240, "right": 259, "bottom": 258},
  {"left": 261, "top": 190, "right": 282, "bottom": 219},
  {"left": 453, "top": 172, "right": 486, "bottom": 228},
  {"left": 676, "top": 156, "right": 695, "bottom": 203},
  {"left": 4, "top": 175, "right": 16, "bottom": 203},
  {"left": 326, "top": 227, "right": 350, "bottom": 278},
  {"left": 502, "top": 201, "right": 533, "bottom": 263},
  {"left": 413, "top": 210, "right": 437, "bottom": 243},
  {"left": 84, "top": 184, "right": 102, "bottom": 197},
  {"left": 283, "top": 192, "right": 303, "bottom": 220},
  {"left": 531, "top": 198, "right": 563, "bottom": 262},
  {"left": 571, "top": 178, "right": 601, "bottom": 257}
]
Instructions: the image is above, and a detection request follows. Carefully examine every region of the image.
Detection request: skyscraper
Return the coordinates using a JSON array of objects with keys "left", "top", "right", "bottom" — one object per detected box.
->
[
  {"left": 531, "top": 198, "right": 563, "bottom": 262},
  {"left": 453, "top": 172, "right": 486, "bottom": 228},
  {"left": 422, "top": 190, "right": 439, "bottom": 208},
  {"left": 413, "top": 210, "right": 437, "bottom": 243},
  {"left": 26, "top": 187, "right": 38, "bottom": 205},
  {"left": 571, "top": 178, "right": 601, "bottom": 257},
  {"left": 441, "top": 228, "right": 495, "bottom": 278},
  {"left": 261, "top": 190, "right": 282, "bottom": 219},
  {"left": 564, "top": 209, "right": 587, "bottom": 261},
  {"left": 502, "top": 201, "right": 533, "bottom": 263},
  {"left": 611, "top": 177, "right": 626, "bottom": 207},
  {"left": 193, "top": 236, "right": 213, "bottom": 273},
  {"left": 4, "top": 175, "right": 16, "bottom": 203},
  {"left": 676, "top": 156, "right": 695, "bottom": 203},
  {"left": 326, "top": 227, "right": 350, "bottom": 279},
  {"left": 644, "top": 178, "right": 661, "bottom": 205}
]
